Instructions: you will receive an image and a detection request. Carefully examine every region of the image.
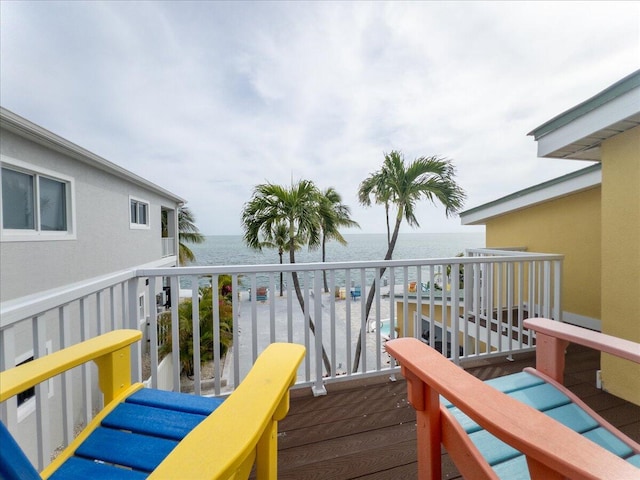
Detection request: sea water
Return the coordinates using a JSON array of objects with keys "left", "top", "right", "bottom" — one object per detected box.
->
[
  {"left": 189, "top": 232, "right": 485, "bottom": 266},
  {"left": 183, "top": 232, "right": 485, "bottom": 289}
]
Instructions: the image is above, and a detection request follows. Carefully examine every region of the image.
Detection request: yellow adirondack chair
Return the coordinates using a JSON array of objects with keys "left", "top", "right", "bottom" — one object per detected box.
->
[{"left": 0, "top": 330, "right": 305, "bottom": 480}]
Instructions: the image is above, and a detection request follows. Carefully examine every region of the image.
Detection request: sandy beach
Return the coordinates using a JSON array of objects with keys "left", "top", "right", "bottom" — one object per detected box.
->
[{"left": 222, "top": 288, "right": 395, "bottom": 389}]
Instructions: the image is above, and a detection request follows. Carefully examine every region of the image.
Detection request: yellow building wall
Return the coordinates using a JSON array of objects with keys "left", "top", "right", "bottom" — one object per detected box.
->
[
  {"left": 484, "top": 187, "right": 602, "bottom": 322},
  {"left": 600, "top": 125, "right": 640, "bottom": 405}
]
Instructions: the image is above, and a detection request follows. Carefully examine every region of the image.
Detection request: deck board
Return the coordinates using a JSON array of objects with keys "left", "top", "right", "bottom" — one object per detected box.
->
[{"left": 273, "top": 344, "right": 640, "bottom": 479}]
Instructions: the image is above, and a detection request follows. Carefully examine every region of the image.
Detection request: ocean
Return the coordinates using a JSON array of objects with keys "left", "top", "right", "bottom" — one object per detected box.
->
[{"left": 188, "top": 232, "right": 485, "bottom": 266}]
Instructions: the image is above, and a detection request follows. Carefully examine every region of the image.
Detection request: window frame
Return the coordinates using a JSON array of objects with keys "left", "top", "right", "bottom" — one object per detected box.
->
[
  {"left": 129, "top": 195, "right": 151, "bottom": 230},
  {"left": 0, "top": 156, "right": 76, "bottom": 242}
]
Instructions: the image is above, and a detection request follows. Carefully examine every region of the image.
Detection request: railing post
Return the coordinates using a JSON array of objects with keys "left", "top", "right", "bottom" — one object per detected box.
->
[
  {"left": 553, "top": 259, "right": 562, "bottom": 322},
  {"left": 312, "top": 271, "right": 327, "bottom": 396},
  {"left": 127, "top": 278, "right": 142, "bottom": 383}
]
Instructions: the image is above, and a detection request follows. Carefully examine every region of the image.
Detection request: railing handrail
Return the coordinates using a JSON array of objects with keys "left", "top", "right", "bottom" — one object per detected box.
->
[
  {"left": 0, "top": 269, "right": 137, "bottom": 328},
  {"left": 137, "top": 252, "right": 564, "bottom": 278}
]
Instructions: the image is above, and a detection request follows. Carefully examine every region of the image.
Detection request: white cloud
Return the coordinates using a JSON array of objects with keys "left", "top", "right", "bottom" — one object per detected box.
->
[{"left": 1, "top": 1, "right": 638, "bottom": 235}]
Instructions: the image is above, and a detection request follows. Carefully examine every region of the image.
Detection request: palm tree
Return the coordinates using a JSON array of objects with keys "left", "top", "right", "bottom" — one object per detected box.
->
[
  {"left": 353, "top": 150, "right": 466, "bottom": 372},
  {"left": 259, "top": 221, "right": 301, "bottom": 296},
  {"left": 177, "top": 206, "right": 205, "bottom": 265},
  {"left": 241, "top": 180, "right": 332, "bottom": 374},
  {"left": 318, "top": 187, "right": 360, "bottom": 292}
]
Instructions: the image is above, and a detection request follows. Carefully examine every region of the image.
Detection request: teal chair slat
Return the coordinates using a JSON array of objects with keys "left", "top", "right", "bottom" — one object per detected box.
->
[
  {"left": 49, "top": 457, "right": 149, "bottom": 480},
  {"left": 628, "top": 454, "right": 640, "bottom": 467},
  {"left": 491, "top": 455, "right": 530, "bottom": 480},
  {"left": 544, "top": 403, "right": 599, "bottom": 433},
  {"left": 447, "top": 405, "right": 482, "bottom": 434},
  {"left": 507, "top": 383, "right": 570, "bottom": 411},
  {"left": 483, "top": 371, "right": 545, "bottom": 394},
  {"left": 0, "top": 421, "right": 40, "bottom": 480},
  {"left": 441, "top": 372, "right": 544, "bottom": 408},
  {"left": 469, "top": 428, "right": 522, "bottom": 465},
  {"left": 76, "top": 426, "right": 178, "bottom": 472},
  {"left": 125, "top": 388, "right": 223, "bottom": 415},
  {"left": 583, "top": 427, "right": 635, "bottom": 458},
  {"left": 103, "top": 402, "right": 208, "bottom": 440}
]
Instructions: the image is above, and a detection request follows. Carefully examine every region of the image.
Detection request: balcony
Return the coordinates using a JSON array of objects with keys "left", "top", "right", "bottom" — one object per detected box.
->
[
  {"left": 161, "top": 236, "right": 175, "bottom": 257},
  {"left": 3, "top": 248, "right": 635, "bottom": 476}
]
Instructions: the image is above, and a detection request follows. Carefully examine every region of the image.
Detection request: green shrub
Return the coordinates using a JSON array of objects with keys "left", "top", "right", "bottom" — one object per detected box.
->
[{"left": 159, "top": 278, "right": 233, "bottom": 377}]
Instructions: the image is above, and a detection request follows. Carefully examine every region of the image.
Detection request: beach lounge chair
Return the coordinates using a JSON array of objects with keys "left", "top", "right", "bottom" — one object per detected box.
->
[
  {"left": 0, "top": 330, "right": 305, "bottom": 480},
  {"left": 350, "top": 286, "right": 361, "bottom": 300},
  {"left": 385, "top": 318, "right": 640, "bottom": 479},
  {"left": 256, "top": 286, "right": 268, "bottom": 302}
]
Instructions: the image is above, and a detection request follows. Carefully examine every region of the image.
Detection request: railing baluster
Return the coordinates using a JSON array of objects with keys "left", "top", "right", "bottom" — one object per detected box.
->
[
  {"left": 33, "top": 315, "right": 50, "bottom": 470},
  {"left": 79, "top": 297, "right": 92, "bottom": 427},
  {"left": 170, "top": 275, "right": 180, "bottom": 392},
  {"left": 374, "top": 268, "right": 382, "bottom": 371},
  {"left": 250, "top": 274, "right": 258, "bottom": 363},
  {"left": 300, "top": 271, "right": 309, "bottom": 382},
  {"left": 359, "top": 268, "right": 367, "bottom": 372},
  {"left": 345, "top": 269, "right": 352, "bottom": 374},
  {"left": 0, "top": 326, "right": 17, "bottom": 438},
  {"left": 58, "top": 305, "right": 73, "bottom": 447},
  {"left": 231, "top": 277, "right": 239, "bottom": 388},
  {"left": 191, "top": 277, "right": 201, "bottom": 396},
  {"left": 148, "top": 276, "right": 158, "bottom": 390},
  {"left": 312, "top": 271, "right": 326, "bottom": 395},
  {"left": 269, "top": 273, "right": 276, "bottom": 344},
  {"left": 451, "top": 264, "right": 460, "bottom": 364},
  {"left": 212, "top": 274, "right": 220, "bottom": 396},
  {"left": 328, "top": 270, "right": 336, "bottom": 378}
]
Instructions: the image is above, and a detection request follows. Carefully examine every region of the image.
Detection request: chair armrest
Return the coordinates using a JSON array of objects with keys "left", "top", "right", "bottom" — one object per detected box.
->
[
  {"left": 524, "top": 318, "right": 640, "bottom": 382},
  {"left": 386, "top": 337, "right": 639, "bottom": 480},
  {"left": 150, "top": 342, "right": 305, "bottom": 480},
  {"left": 525, "top": 318, "right": 640, "bottom": 363},
  {"left": 0, "top": 329, "right": 141, "bottom": 404}
]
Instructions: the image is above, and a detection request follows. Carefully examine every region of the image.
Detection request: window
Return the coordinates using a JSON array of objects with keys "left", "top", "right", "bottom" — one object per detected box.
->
[
  {"left": 130, "top": 197, "right": 150, "bottom": 229},
  {"left": 1, "top": 158, "right": 75, "bottom": 241}
]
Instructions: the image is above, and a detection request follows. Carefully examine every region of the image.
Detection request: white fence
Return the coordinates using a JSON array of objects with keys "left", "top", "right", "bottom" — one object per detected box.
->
[{"left": 0, "top": 250, "right": 562, "bottom": 470}]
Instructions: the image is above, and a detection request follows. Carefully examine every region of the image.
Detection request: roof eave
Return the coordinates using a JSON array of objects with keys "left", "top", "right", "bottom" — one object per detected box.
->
[
  {"left": 460, "top": 164, "right": 601, "bottom": 225},
  {"left": 0, "top": 107, "right": 186, "bottom": 206}
]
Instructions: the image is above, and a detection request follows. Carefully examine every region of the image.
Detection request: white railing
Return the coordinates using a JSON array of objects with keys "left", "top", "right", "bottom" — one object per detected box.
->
[
  {"left": 161, "top": 236, "right": 175, "bottom": 257},
  {"left": 0, "top": 250, "right": 562, "bottom": 471}
]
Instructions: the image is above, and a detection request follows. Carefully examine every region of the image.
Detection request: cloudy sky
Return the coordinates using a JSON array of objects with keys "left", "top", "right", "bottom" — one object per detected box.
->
[{"left": 1, "top": 1, "right": 638, "bottom": 235}]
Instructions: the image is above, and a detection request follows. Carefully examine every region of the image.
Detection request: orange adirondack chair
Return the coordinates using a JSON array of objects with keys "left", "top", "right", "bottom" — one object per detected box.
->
[{"left": 386, "top": 318, "right": 640, "bottom": 480}]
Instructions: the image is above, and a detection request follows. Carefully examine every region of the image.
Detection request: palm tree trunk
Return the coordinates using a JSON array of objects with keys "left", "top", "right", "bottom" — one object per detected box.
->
[
  {"left": 352, "top": 215, "right": 402, "bottom": 372},
  {"left": 322, "top": 237, "right": 329, "bottom": 293},
  {"left": 278, "top": 251, "right": 284, "bottom": 297},
  {"left": 289, "top": 248, "right": 332, "bottom": 374}
]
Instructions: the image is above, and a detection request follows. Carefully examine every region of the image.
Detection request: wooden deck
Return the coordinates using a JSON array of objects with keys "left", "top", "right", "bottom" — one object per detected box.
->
[{"left": 274, "top": 345, "right": 640, "bottom": 479}]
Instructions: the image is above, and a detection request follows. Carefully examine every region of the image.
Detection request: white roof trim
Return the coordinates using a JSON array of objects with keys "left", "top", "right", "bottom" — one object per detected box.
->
[
  {"left": 461, "top": 166, "right": 601, "bottom": 225},
  {"left": 536, "top": 85, "right": 640, "bottom": 159}
]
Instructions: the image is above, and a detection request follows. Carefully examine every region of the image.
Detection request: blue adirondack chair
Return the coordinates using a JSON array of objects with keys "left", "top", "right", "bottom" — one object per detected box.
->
[{"left": 0, "top": 330, "right": 305, "bottom": 480}]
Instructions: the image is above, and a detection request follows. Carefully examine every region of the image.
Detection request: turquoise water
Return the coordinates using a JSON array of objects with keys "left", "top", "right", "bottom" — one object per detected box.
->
[
  {"left": 188, "top": 232, "right": 485, "bottom": 267},
  {"left": 183, "top": 232, "right": 484, "bottom": 289}
]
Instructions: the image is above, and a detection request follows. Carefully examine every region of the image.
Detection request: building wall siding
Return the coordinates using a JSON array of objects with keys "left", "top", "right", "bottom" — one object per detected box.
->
[
  {"left": 484, "top": 186, "right": 602, "bottom": 324},
  {"left": 600, "top": 125, "right": 640, "bottom": 405},
  {"left": 1, "top": 129, "right": 178, "bottom": 301}
]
